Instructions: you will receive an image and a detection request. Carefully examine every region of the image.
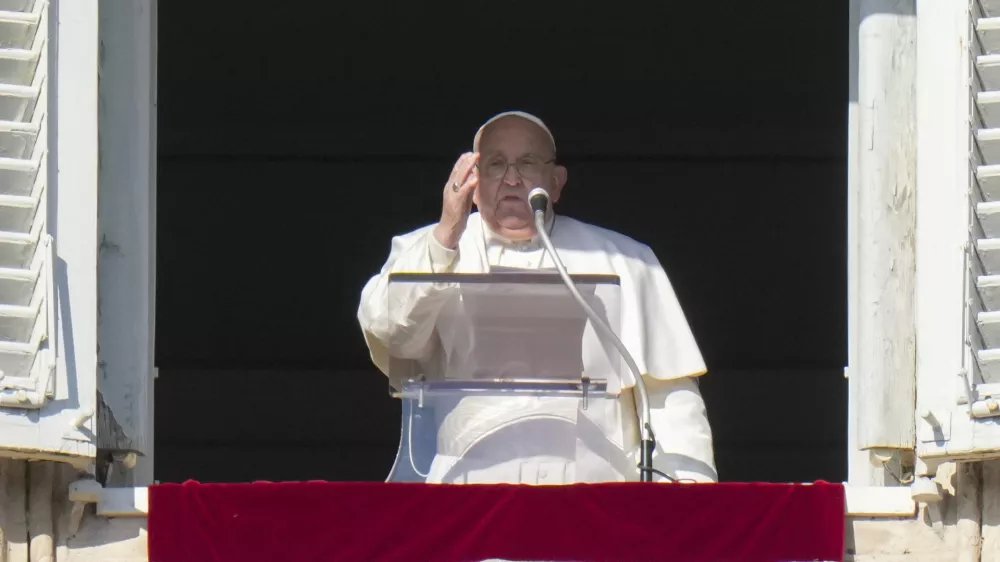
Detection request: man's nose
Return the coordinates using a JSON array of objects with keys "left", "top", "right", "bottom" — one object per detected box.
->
[{"left": 501, "top": 164, "right": 522, "bottom": 186}]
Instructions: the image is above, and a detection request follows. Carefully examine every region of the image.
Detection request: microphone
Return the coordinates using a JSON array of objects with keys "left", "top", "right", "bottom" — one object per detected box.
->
[{"left": 528, "top": 187, "right": 550, "bottom": 215}]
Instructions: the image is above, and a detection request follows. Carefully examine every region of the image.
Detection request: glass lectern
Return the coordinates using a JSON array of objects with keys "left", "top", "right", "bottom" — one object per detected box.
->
[{"left": 384, "top": 271, "right": 628, "bottom": 485}]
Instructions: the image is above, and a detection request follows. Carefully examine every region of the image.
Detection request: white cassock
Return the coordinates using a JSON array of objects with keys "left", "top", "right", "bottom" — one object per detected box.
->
[{"left": 358, "top": 212, "right": 717, "bottom": 484}]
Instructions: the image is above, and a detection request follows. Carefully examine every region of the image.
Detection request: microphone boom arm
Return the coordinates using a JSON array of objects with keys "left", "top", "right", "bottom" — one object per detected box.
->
[{"left": 529, "top": 188, "right": 658, "bottom": 483}]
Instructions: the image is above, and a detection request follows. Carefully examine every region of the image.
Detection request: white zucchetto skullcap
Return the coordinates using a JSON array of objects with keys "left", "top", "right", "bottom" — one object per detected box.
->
[{"left": 473, "top": 111, "right": 556, "bottom": 154}]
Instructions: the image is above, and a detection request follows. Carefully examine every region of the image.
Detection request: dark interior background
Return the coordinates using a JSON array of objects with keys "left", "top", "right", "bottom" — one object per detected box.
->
[{"left": 153, "top": 0, "right": 848, "bottom": 483}]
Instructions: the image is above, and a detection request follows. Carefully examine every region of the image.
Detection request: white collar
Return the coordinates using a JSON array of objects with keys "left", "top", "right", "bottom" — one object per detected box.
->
[{"left": 480, "top": 212, "right": 556, "bottom": 250}]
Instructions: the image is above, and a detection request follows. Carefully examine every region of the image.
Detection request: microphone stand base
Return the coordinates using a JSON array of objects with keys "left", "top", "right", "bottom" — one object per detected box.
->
[{"left": 639, "top": 439, "right": 655, "bottom": 482}]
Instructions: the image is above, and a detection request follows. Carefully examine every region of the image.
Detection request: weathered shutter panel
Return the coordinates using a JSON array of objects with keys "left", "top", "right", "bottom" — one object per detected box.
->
[
  {"left": 0, "top": 0, "right": 99, "bottom": 464},
  {"left": 0, "top": 2, "right": 53, "bottom": 409},
  {"left": 968, "top": 0, "right": 1000, "bottom": 417},
  {"left": 916, "top": 0, "right": 1000, "bottom": 465},
  {"left": 975, "top": 0, "right": 1000, "bottom": 389}
]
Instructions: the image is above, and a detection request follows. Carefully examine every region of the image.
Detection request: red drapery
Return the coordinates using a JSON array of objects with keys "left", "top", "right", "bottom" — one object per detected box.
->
[{"left": 148, "top": 480, "right": 845, "bottom": 562}]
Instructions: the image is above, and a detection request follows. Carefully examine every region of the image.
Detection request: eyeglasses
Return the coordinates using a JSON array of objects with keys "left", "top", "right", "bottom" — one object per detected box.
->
[{"left": 477, "top": 155, "right": 556, "bottom": 181}]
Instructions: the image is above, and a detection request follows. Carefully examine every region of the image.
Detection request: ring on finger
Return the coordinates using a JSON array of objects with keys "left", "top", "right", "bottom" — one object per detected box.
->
[{"left": 452, "top": 181, "right": 461, "bottom": 192}]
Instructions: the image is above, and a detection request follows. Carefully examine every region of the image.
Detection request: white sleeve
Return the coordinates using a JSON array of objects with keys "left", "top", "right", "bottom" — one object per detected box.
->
[
  {"left": 646, "top": 376, "right": 718, "bottom": 483},
  {"left": 357, "top": 226, "right": 459, "bottom": 378}
]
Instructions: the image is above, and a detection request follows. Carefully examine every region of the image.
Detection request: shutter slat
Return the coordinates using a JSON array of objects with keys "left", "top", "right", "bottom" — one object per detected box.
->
[
  {"left": 0, "top": 119, "right": 36, "bottom": 159},
  {"left": 979, "top": 18, "right": 1000, "bottom": 54},
  {"left": 0, "top": 84, "right": 38, "bottom": 122},
  {"left": 0, "top": 10, "right": 36, "bottom": 51},
  {"left": 976, "top": 239, "right": 1000, "bottom": 277},
  {"left": 977, "top": 91, "right": 1000, "bottom": 128},
  {"left": 977, "top": 349, "right": 1000, "bottom": 382},
  {"left": 978, "top": 130, "right": 1000, "bottom": 168},
  {"left": 978, "top": 311, "right": 1000, "bottom": 347},
  {"left": 977, "top": 275, "right": 1000, "bottom": 310},
  {"left": 0, "top": 10, "right": 36, "bottom": 24},
  {"left": 978, "top": 54, "right": 1000, "bottom": 91},
  {"left": 0, "top": 155, "right": 35, "bottom": 172},
  {"left": 0, "top": 47, "right": 37, "bottom": 87},
  {"left": 0, "top": 2, "right": 32, "bottom": 12},
  {"left": 978, "top": 201, "right": 1000, "bottom": 238}
]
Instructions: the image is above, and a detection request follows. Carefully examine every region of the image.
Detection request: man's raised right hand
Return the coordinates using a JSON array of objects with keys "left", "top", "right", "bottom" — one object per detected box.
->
[{"left": 433, "top": 152, "right": 480, "bottom": 249}]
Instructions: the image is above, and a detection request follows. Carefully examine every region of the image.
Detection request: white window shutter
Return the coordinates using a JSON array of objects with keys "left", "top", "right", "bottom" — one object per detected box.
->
[
  {"left": 0, "top": 0, "right": 99, "bottom": 464},
  {"left": 0, "top": 3, "right": 54, "bottom": 407},
  {"left": 914, "top": 0, "right": 1000, "bottom": 466}
]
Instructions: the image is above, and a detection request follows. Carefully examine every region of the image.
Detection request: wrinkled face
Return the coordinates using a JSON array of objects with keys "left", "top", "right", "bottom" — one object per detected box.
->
[{"left": 473, "top": 117, "right": 567, "bottom": 240}]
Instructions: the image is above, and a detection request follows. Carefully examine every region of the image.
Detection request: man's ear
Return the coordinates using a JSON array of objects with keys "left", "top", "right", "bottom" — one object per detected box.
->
[
  {"left": 471, "top": 179, "right": 482, "bottom": 208},
  {"left": 550, "top": 165, "right": 568, "bottom": 203}
]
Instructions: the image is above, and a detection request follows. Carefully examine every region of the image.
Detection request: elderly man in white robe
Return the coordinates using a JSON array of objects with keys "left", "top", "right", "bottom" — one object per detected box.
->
[{"left": 358, "top": 111, "right": 717, "bottom": 484}]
